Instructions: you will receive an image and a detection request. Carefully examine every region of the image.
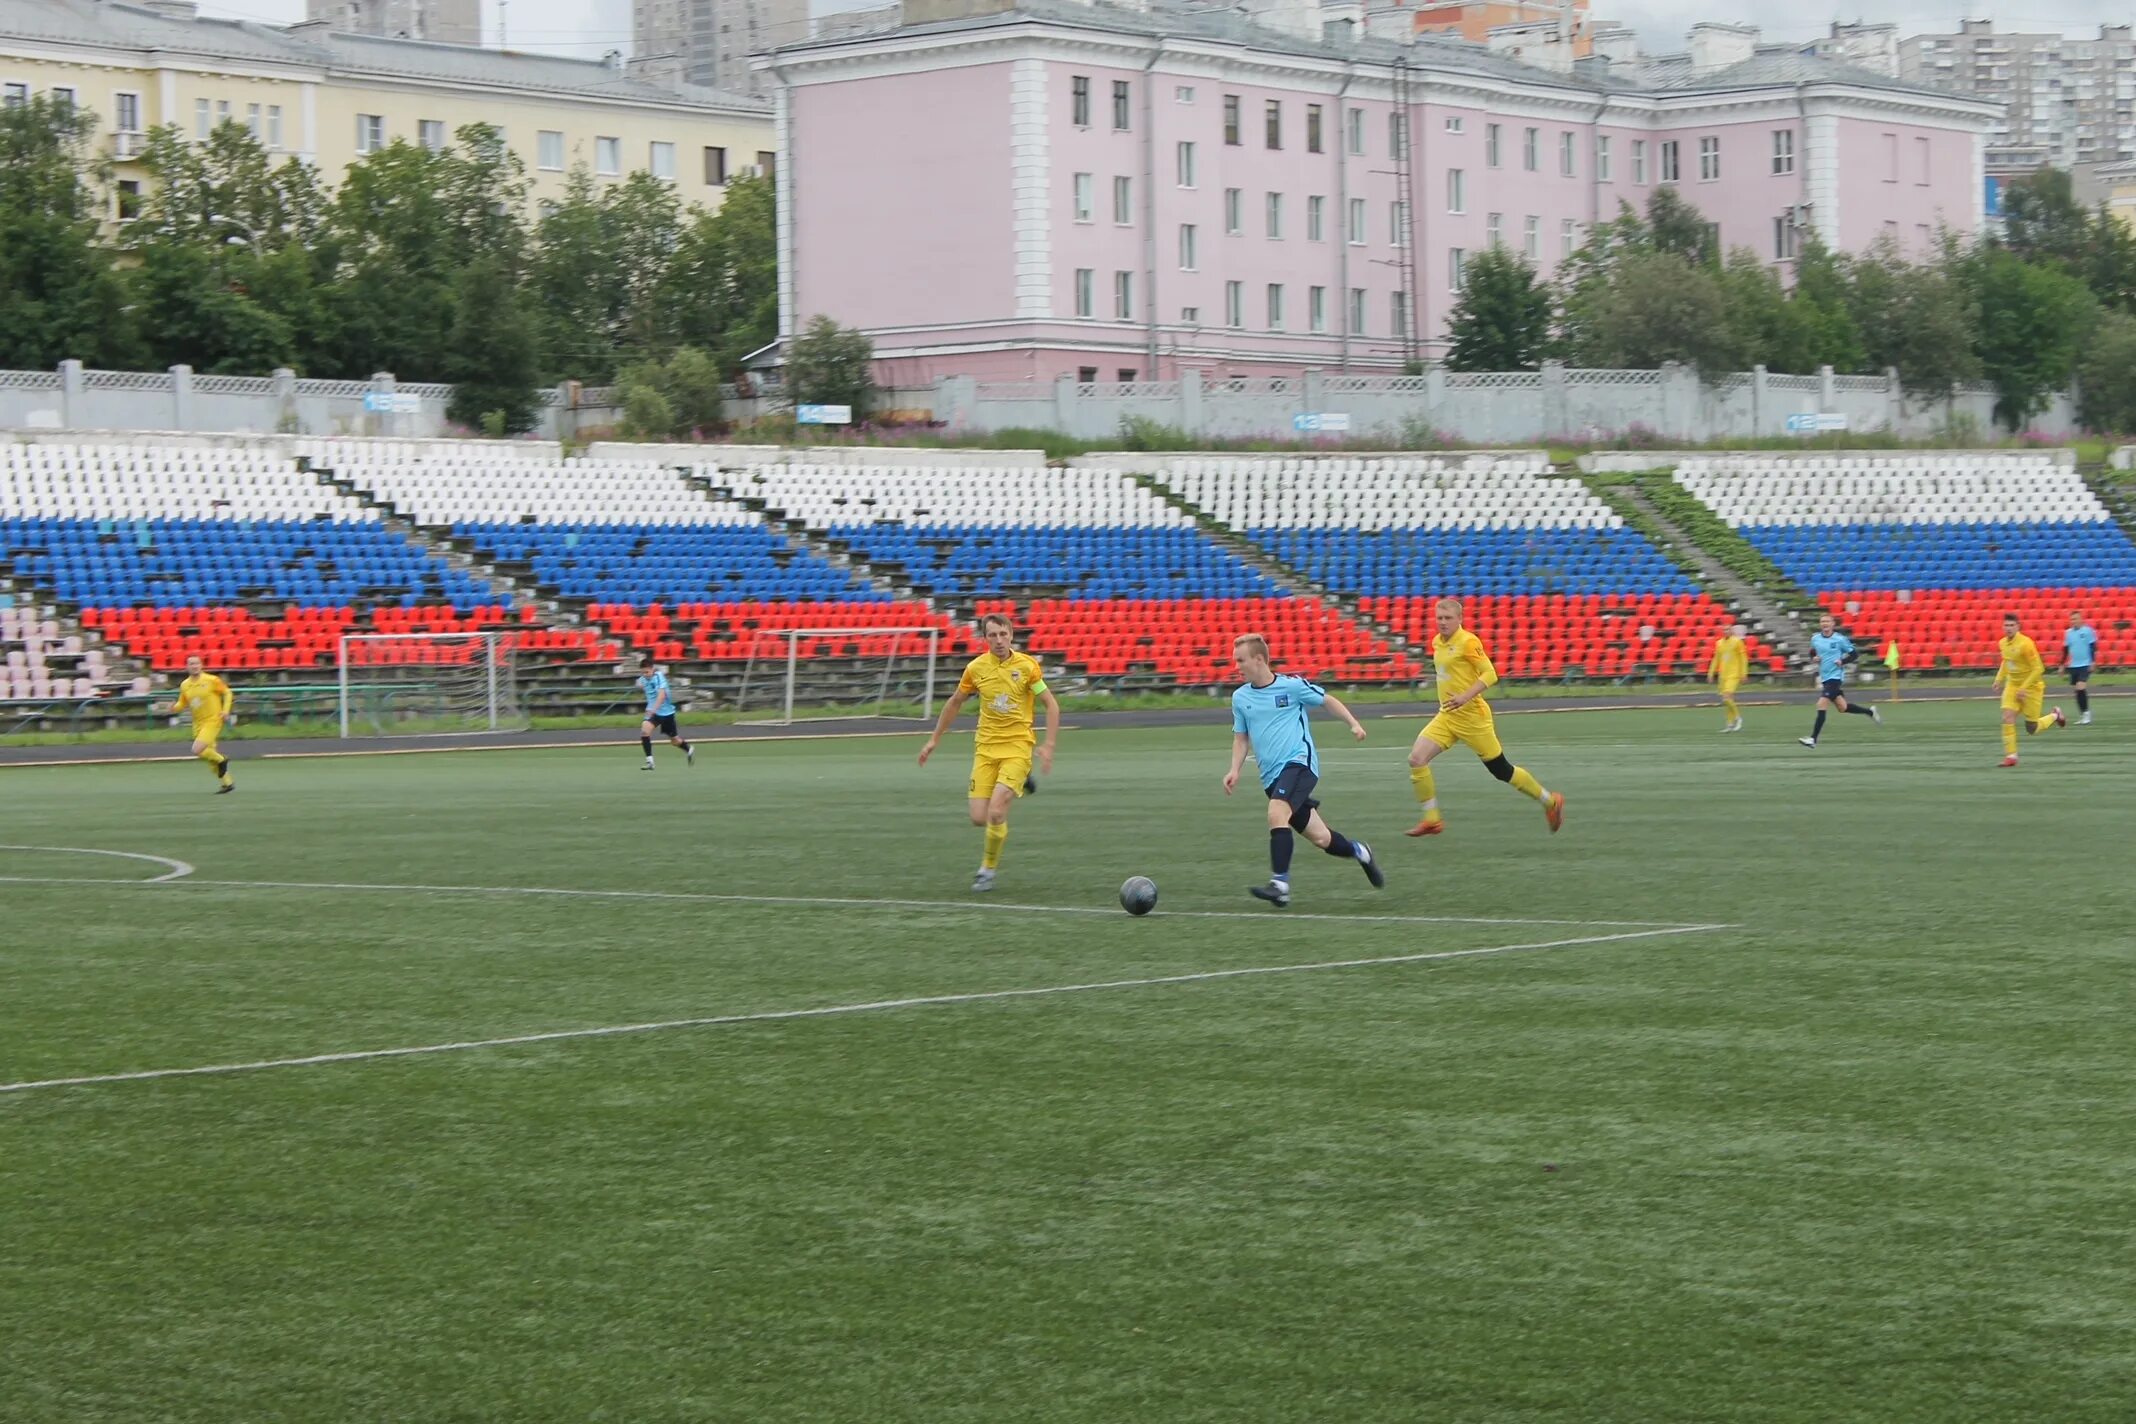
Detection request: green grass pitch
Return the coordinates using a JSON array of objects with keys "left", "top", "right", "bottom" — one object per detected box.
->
[{"left": 3, "top": 701, "right": 2133, "bottom": 1422}]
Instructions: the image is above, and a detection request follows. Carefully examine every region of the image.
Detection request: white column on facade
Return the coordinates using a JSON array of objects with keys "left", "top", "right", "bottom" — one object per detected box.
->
[
  {"left": 299, "top": 80, "right": 318, "bottom": 164},
  {"left": 157, "top": 67, "right": 177, "bottom": 126},
  {"left": 1804, "top": 108, "right": 1841, "bottom": 249},
  {"left": 774, "top": 79, "right": 796, "bottom": 340},
  {"left": 1010, "top": 57, "right": 1052, "bottom": 320},
  {"left": 1968, "top": 129, "right": 1986, "bottom": 237}
]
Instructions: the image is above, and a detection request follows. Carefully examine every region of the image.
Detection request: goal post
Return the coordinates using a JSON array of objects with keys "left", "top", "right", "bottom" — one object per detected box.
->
[
  {"left": 337, "top": 631, "right": 529, "bottom": 738},
  {"left": 733, "top": 626, "right": 946, "bottom": 726}
]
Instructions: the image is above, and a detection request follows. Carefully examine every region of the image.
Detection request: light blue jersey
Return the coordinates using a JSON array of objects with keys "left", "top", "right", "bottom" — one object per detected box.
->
[
  {"left": 638, "top": 671, "right": 674, "bottom": 716},
  {"left": 2066, "top": 625, "right": 2098, "bottom": 669},
  {"left": 1231, "top": 675, "right": 1326, "bottom": 788},
  {"left": 1812, "top": 631, "right": 1854, "bottom": 684}
]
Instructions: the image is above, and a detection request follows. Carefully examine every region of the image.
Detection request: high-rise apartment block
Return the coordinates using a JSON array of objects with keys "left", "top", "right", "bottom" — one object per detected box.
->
[
  {"left": 633, "top": 0, "right": 810, "bottom": 96},
  {"left": 1900, "top": 20, "right": 2136, "bottom": 168},
  {"left": 305, "top": 0, "right": 479, "bottom": 48}
]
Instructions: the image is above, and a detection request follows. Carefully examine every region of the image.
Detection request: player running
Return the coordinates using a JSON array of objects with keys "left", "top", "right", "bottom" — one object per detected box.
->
[
  {"left": 918, "top": 612, "right": 1060, "bottom": 892},
  {"left": 2065, "top": 610, "right": 2097, "bottom": 725},
  {"left": 1707, "top": 622, "right": 1750, "bottom": 732},
  {"left": 635, "top": 653, "right": 693, "bottom": 770},
  {"left": 1406, "top": 598, "right": 1564, "bottom": 837},
  {"left": 1223, "top": 633, "right": 1382, "bottom": 908},
  {"left": 1996, "top": 613, "right": 2067, "bottom": 767},
  {"left": 156, "top": 655, "right": 235, "bottom": 794},
  {"left": 1799, "top": 612, "right": 1880, "bottom": 748}
]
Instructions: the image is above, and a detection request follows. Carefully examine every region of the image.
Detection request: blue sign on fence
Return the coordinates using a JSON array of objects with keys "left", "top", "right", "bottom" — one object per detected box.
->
[
  {"left": 362, "top": 392, "right": 420, "bottom": 414},
  {"left": 795, "top": 404, "right": 852, "bottom": 425},
  {"left": 1292, "top": 412, "right": 1352, "bottom": 433},
  {"left": 1785, "top": 412, "right": 1849, "bottom": 434}
]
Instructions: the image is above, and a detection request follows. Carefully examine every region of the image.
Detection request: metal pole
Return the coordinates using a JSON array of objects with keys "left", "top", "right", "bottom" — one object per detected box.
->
[
  {"left": 923, "top": 628, "right": 939, "bottom": 720},
  {"left": 783, "top": 633, "right": 799, "bottom": 725},
  {"left": 486, "top": 633, "right": 499, "bottom": 730},
  {"left": 338, "top": 635, "right": 350, "bottom": 738}
]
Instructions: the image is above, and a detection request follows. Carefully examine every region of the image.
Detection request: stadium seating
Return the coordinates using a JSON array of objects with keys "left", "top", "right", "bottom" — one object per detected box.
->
[
  {"left": 1151, "top": 455, "right": 1775, "bottom": 678},
  {"left": 1675, "top": 455, "right": 2136, "bottom": 670},
  {"left": 737, "top": 463, "right": 1416, "bottom": 683},
  {"left": 1, "top": 602, "right": 138, "bottom": 701}
]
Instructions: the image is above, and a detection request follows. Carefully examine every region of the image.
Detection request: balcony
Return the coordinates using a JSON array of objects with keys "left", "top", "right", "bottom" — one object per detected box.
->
[{"left": 111, "top": 130, "right": 145, "bottom": 159}]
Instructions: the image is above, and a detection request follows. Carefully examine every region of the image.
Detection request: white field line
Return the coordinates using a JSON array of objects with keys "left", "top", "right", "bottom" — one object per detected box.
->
[
  {"left": 0, "top": 922, "right": 1729, "bottom": 1095},
  {"left": 0, "top": 846, "right": 195, "bottom": 882},
  {"left": 0, "top": 869, "right": 1713, "bottom": 930}
]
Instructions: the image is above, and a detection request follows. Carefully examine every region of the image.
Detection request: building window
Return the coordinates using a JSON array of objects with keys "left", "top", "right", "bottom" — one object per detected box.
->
[
  {"left": 1307, "top": 194, "right": 1325, "bottom": 241},
  {"left": 1523, "top": 214, "right": 1539, "bottom": 259},
  {"left": 1117, "top": 368, "right": 1137, "bottom": 382},
  {"left": 1660, "top": 140, "right": 1680, "bottom": 182},
  {"left": 1389, "top": 112, "right": 1407, "bottom": 159},
  {"left": 702, "top": 144, "right": 726, "bottom": 184},
  {"left": 1113, "top": 175, "right": 1132, "bottom": 224},
  {"left": 1392, "top": 290, "right": 1409, "bottom": 336},
  {"left": 1445, "top": 115, "right": 1465, "bottom": 134},
  {"left": 1345, "top": 106, "right": 1364, "bottom": 155},
  {"left": 1774, "top": 214, "right": 1799, "bottom": 260},
  {"left": 1179, "top": 223, "right": 1198, "bottom": 270},
  {"left": 1265, "top": 99, "right": 1281, "bottom": 149},
  {"left": 538, "top": 199, "right": 559, "bottom": 220},
  {"left": 1073, "top": 172, "right": 1093, "bottom": 222},
  {"left": 650, "top": 141, "right": 675, "bottom": 180},
  {"left": 1225, "top": 281, "right": 1244, "bottom": 328},
  {"left": 1266, "top": 191, "right": 1283, "bottom": 239},
  {"left": 596, "top": 136, "right": 621, "bottom": 175},
  {"left": 1224, "top": 187, "right": 1242, "bottom": 235},
  {"left": 1072, "top": 75, "right": 1090, "bottom": 127},
  {"left": 419, "top": 119, "right": 447, "bottom": 152},
  {"left": 1176, "top": 141, "right": 1196, "bottom": 188},
  {"left": 1485, "top": 122, "right": 1501, "bottom": 167},
  {"left": 1114, "top": 270, "right": 1133, "bottom": 319},
  {"left": 1075, "top": 268, "right": 1094, "bottom": 318},
  {"left": 114, "top": 91, "right": 140, "bottom": 134},
  {"left": 245, "top": 102, "right": 261, "bottom": 138},
  {"left": 756, "top": 151, "right": 775, "bottom": 181},
  {"left": 1446, "top": 168, "right": 1465, "bottom": 214},
  {"left": 1390, "top": 200, "right": 1407, "bottom": 246},
  {"left": 1078, "top": 366, "right": 1100, "bottom": 383},
  {"left": 356, "top": 113, "right": 384, "bottom": 154},
  {"left": 1450, "top": 243, "right": 1469, "bottom": 291},
  {"left": 1916, "top": 136, "right": 1931, "bottom": 183},
  {"left": 1266, "top": 283, "right": 1284, "bottom": 330},
  {"left": 1883, "top": 133, "right": 1897, "bottom": 182},
  {"left": 1223, "top": 94, "right": 1240, "bottom": 145},
  {"left": 216, "top": 100, "right": 230, "bottom": 127},
  {"left": 1347, "top": 196, "right": 1365, "bottom": 244},
  {"left": 1307, "top": 103, "right": 1324, "bottom": 153},
  {"left": 1486, "top": 212, "right": 1502, "bottom": 247},
  {"left": 1560, "top": 130, "right": 1576, "bottom": 176},
  {"left": 1348, "top": 286, "right": 1366, "bottom": 334},
  {"left": 1596, "top": 134, "right": 1611, "bottom": 181},
  {"left": 1181, "top": 306, "right": 1199, "bottom": 324},
  {"left": 1633, "top": 139, "right": 1648, "bottom": 184},
  {"left": 1561, "top": 218, "right": 1577, "bottom": 258},
  {"left": 2, "top": 82, "right": 27, "bottom": 109},
  {"left": 1698, "top": 135, "right": 1719, "bottom": 181},
  {"left": 194, "top": 98, "right": 211, "bottom": 140},
  {"left": 1522, "top": 126, "right": 1538, "bottom": 171},
  {"left": 531, "top": 130, "right": 561, "bottom": 171},
  {"left": 1309, "top": 285, "right": 1327, "bottom": 333},
  {"left": 115, "top": 178, "right": 142, "bottom": 222},
  {"left": 1112, "top": 80, "right": 1131, "bottom": 131},
  {"left": 1175, "top": 85, "right": 1195, "bottom": 104},
  {"left": 1771, "top": 129, "right": 1794, "bottom": 175},
  {"left": 266, "top": 104, "right": 282, "bottom": 149}
]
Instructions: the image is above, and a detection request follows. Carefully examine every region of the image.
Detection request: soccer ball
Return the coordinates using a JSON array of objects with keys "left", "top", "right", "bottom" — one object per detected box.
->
[{"left": 1118, "top": 876, "right": 1158, "bottom": 916}]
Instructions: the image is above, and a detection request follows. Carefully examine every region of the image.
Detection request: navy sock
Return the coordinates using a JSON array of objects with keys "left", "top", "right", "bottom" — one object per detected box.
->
[
  {"left": 1845, "top": 702, "right": 1874, "bottom": 716},
  {"left": 1269, "top": 828, "right": 1294, "bottom": 878},
  {"left": 677, "top": 739, "right": 691, "bottom": 751},
  {"left": 1322, "top": 830, "right": 1355, "bottom": 859},
  {"left": 2077, "top": 689, "right": 2090, "bottom": 713},
  {"left": 1811, "top": 710, "right": 1828, "bottom": 739},
  {"left": 641, "top": 735, "right": 653, "bottom": 756}
]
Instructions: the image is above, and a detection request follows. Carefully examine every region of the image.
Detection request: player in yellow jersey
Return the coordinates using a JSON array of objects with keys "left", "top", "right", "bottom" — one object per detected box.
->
[
  {"left": 1406, "top": 598, "right": 1563, "bottom": 837},
  {"left": 918, "top": 612, "right": 1061, "bottom": 891},
  {"left": 1994, "top": 612, "right": 2066, "bottom": 767},
  {"left": 1707, "top": 622, "right": 1749, "bottom": 732},
  {"left": 155, "top": 655, "right": 236, "bottom": 793}
]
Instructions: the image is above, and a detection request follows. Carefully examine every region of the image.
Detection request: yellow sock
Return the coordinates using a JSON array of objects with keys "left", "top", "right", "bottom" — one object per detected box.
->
[
  {"left": 2002, "top": 724, "right": 2018, "bottom": 756},
  {"left": 1509, "top": 766, "right": 1546, "bottom": 803},
  {"left": 982, "top": 822, "right": 1007, "bottom": 870},
  {"left": 198, "top": 747, "right": 223, "bottom": 777},
  {"left": 1408, "top": 765, "right": 1440, "bottom": 820},
  {"left": 1721, "top": 695, "right": 1738, "bottom": 722},
  {"left": 2032, "top": 715, "right": 2057, "bottom": 734}
]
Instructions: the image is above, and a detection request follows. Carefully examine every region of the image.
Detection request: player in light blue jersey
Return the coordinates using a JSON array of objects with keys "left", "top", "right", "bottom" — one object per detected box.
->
[
  {"left": 1800, "top": 612, "right": 1881, "bottom": 748},
  {"left": 2066, "top": 610, "right": 2097, "bottom": 725},
  {"left": 1223, "top": 632, "right": 1383, "bottom": 909},
  {"left": 636, "top": 652, "right": 694, "bottom": 770}
]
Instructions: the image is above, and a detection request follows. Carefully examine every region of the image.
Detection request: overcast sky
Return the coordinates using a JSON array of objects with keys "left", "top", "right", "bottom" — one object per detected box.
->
[{"left": 198, "top": 1, "right": 2136, "bottom": 60}]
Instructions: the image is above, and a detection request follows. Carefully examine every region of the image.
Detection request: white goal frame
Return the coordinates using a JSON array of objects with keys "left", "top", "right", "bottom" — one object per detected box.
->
[
  {"left": 336, "top": 631, "right": 523, "bottom": 739},
  {"left": 742, "top": 626, "right": 945, "bottom": 726}
]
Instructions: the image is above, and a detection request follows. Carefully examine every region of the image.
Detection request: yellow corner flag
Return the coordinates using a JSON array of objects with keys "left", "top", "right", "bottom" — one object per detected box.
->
[{"left": 1883, "top": 640, "right": 1901, "bottom": 670}]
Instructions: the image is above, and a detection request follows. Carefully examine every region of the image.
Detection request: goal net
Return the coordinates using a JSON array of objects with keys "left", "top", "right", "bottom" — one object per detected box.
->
[
  {"left": 731, "top": 626, "right": 947, "bottom": 725},
  {"left": 337, "top": 632, "right": 530, "bottom": 738}
]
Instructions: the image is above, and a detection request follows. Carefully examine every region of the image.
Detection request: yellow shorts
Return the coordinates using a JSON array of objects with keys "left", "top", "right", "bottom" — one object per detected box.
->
[
  {"left": 1717, "top": 678, "right": 1742, "bottom": 696},
  {"left": 969, "top": 749, "right": 1033, "bottom": 800},
  {"left": 1420, "top": 708, "right": 1504, "bottom": 761},
  {"left": 192, "top": 717, "right": 224, "bottom": 748},
  {"left": 2000, "top": 683, "right": 2044, "bottom": 720}
]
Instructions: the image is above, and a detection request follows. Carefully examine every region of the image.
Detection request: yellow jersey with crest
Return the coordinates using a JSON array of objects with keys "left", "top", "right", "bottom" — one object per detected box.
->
[
  {"left": 958, "top": 651, "right": 1048, "bottom": 754},
  {"left": 1998, "top": 634, "right": 2044, "bottom": 691},
  {"left": 174, "top": 672, "right": 233, "bottom": 732},
  {"left": 1432, "top": 629, "right": 1499, "bottom": 722},
  {"left": 1709, "top": 635, "right": 1748, "bottom": 688}
]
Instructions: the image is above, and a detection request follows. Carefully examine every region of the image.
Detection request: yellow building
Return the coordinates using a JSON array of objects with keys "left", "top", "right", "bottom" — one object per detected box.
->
[{"left": 0, "top": 0, "right": 772, "bottom": 220}]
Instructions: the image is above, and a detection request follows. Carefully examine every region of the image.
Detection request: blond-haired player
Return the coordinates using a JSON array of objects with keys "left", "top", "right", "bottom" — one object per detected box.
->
[
  {"left": 918, "top": 612, "right": 1060, "bottom": 891},
  {"left": 1406, "top": 598, "right": 1563, "bottom": 837},
  {"left": 1995, "top": 612, "right": 2066, "bottom": 767},
  {"left": 1707, "top": 622, "right": 1749, "bottom": 732},
  {"left": 155, "top": 655, "right": 235, "bottom": 794}
]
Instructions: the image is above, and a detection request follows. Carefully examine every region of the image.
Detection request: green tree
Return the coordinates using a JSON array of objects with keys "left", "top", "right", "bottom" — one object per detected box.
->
[
  {"left": 615, "top": 348, "right": 725, "bottom": 437},
  {"left": 1970, "top": 245, "right": 2096, "bottom": 428},
  {"left": 2080, "top": 204, "right": 2136, "bottom": 314},
  {"left": 1444, "top": 247, "right": 1553, "bottom": 371},
  {"left": 784, "top": 314, "right": 875, "bottom": 416},
  {"left": 1840, "top": 240, "right": 1982, "bottom": 398},
  {"left": 0, "top": 94, "right": 139, "bottom": 367},
  {"left": 619, "top": 380, "right": 676, "bottom": 439},
  {"left": 1644, "top": 186, "right": 1716, "bottom": 265},
  {"left": 668, "top": 172, "right": 778, "bottom": 375},
  {"left": 1581, "top": 249, "right": 1740, "bottom": 374},
  {"left": 444, "top": 258, "right": 541, "bottom": 433},
  {"left": 130, "top": 238, "right": 296, "bottom": 373},
  {"left": 2075, "top": 309, "right": 2136, "bottom": 432},
  {"left": 1788, "top": 234, "right": 1867, "bottom": 372},
  {"left": 1998, "top": 167, "right": 2092, "bottom": 274}
]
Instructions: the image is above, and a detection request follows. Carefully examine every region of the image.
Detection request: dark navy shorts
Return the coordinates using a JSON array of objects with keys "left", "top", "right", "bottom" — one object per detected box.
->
[
  {"left": 645, "top": 711, "right": 678, "bottom": 737},
  {"left": 1264, "top": 762, "right": 1321, "bottom": 813},
  {"left": 1819, "top": 680, "right": 1847, "bottom": 702},
  {"left": 2069, "top": 665, "right": 2093, "bottom": 685}
]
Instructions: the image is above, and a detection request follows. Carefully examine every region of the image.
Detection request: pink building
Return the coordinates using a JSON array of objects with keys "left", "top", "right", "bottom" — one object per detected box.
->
[{"left": 764, "top": 2, "right": 1997, "bottom": 383}]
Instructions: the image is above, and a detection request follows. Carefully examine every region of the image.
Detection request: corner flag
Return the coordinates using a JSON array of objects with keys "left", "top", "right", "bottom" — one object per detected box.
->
[{"left": 1883, "top": 640, "right": 1901, "bottom": 670}]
